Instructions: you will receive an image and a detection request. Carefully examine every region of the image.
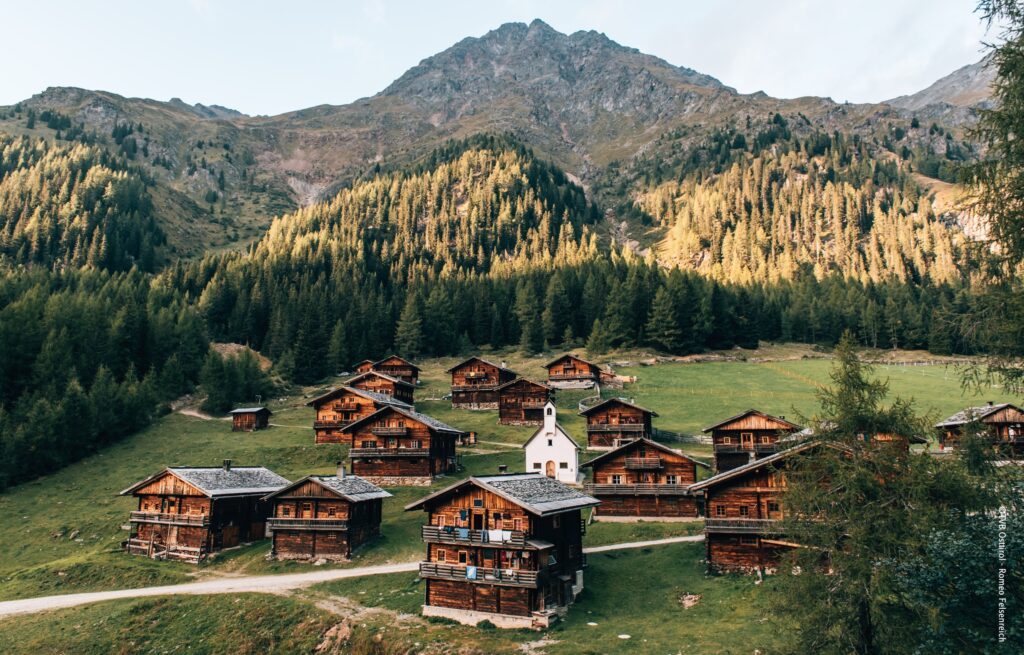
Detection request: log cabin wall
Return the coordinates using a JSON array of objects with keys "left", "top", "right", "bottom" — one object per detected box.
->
[
  {"left": 373, "top": 357, "right": 419, "bottom": 384},
  {"left": 419, "top": 488, "right": 584, "bottom": 620},
  {"left": 498, "top": 381, "right": 550, "bottom": 426},
  {"left": 268, "top": 483, "right": 385, "bottom": 560},
  {"left": 703, "top": 465, "right": 789, "bottom": 572},
  {"left": 587, "top": 442, "right": 700, "bottom": 518},
  {"left": 546, "top": 357, "right": 599, "bottom": 382},
  {"left": 126, "top": 474, "right": 271, "bottom": 563},
  {"left": 347, "top": 413, "right": 456, "bottom": 483},
  {"left": 313, "top": 391, "right": 381, "bottom": 444},
  {"left": 450, "top": 360, "right": 516, "bottom": 409},
  {"left": 232, "top": 413, "right": 268, "bottom": 432},
  {"left": 709, "top": 413, "right": 799, "bottom": 472},
  {"left": 585, "top": 402, "right": 652, "bottom": 449}
]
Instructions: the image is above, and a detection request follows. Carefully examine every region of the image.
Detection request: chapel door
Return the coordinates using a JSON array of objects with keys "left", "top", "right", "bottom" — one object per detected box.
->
[{"left": 545, "top": 461, "right": 556, "bottom": 478}]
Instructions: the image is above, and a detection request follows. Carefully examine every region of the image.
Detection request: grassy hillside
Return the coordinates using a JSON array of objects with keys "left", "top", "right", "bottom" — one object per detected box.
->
[{"left": 0, "top": 346, "right": 1005, "bottom": 652}]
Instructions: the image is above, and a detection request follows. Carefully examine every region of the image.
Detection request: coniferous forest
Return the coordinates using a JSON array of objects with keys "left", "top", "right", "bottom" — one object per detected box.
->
[{"left": 0, "top": 128, "right": 989, "bottom": 488}]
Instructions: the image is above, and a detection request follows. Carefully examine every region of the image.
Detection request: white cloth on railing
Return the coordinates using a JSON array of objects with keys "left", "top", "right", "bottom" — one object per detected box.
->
[{"left": 487, "top": 529, "right": 512, "bottom": 542}]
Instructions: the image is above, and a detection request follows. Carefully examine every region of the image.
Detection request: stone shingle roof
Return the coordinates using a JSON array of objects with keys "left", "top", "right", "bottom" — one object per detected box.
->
[
  {"left": 406, "top": 473, "right": 599, "bottom": 516},
  {"left": 935, "top": 403, "right": 1016, "bottom": 428},
  {"left": 578, "top": 397, "right": 658, "bottom": 417},
  {"left": 121, "top": 466, "right": 290, "bottom": 498},
  {"left": 228, "top": 406, "right": 271, "bottom": 414},
  {"left": 345, "top": 405, "right": 465, "bottom": 435},
  {"left": 307, "top": 384, "right": 411, "bottom": 408},
  {"left": 263, "top": 474, "right": 391, "bottom": 502}
]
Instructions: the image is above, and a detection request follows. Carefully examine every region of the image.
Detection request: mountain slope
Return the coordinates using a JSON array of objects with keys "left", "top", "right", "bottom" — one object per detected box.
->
[
  {"left": 886, "top": 56, "right": 995, "bottom": 110},
  {"left": 0, "top": 20, "right": 977, "bottom": 265}
]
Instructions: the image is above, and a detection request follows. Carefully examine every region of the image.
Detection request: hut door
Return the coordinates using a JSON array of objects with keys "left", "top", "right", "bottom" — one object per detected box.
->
[
  {"left": 545, "top": 461, "right": 555, "bottom": 478},
  {"left": 301, "top": 502, "right": 313, "bottom": 519},
  {"left": 472, "top": 512, "right": 484, "bottom": 530},
  {"left": 741, "top": 433, "right": 754, "bottom": 450}
]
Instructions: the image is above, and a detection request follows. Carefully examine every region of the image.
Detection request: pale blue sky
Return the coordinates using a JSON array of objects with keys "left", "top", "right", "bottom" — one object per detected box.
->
[{"left": 0, "top": 0, "right": 992, "bottom": 116}]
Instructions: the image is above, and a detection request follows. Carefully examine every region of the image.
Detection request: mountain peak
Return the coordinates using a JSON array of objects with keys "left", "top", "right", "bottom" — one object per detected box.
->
[{"left": 886, "top": 55, "right": 995, "bottom": 111}]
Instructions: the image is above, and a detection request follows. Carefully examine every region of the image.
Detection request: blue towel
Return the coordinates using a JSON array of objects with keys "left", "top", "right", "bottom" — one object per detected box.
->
[
  {"left": 458, "top": 528, "right": 469, "bottom": 539},
  {"left": 466, "top": 566, "right": 477, "bottom": 580}
]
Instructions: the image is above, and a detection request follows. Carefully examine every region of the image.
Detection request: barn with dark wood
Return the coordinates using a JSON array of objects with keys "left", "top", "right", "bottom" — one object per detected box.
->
[
  {"left": 343, "top": 405, "right": 466, "bottom": 485},
  {"left": 448, "top": 357, "right": 518, "bottom": 409},
  {"left": 703, "top": 410, "right": 803, "bottom": 472},
  {"left": 579, "top": 398, "right": 657, "bottom": 450},
  {"left": 498, "top": 378, "right": 552, "bottom": 426},
  {"left": 345, "top": 370, "right": 415, "bottom": 405},
  {"left": 120, "top": 461, "right": 289, "bottom": 563},
  {"left": 229, "top": 407, "right": 272, "bottom": 432},
  {"left": 689, "top": 442, "right": 824, "bottom": 574},
  {"left": 935, "top": 402, "right": 1024, "bottom": 455},
  {"left": 405, "top": 472, "right": 599, "bottom": 629},
  {"left": 582, "top": 438, "right": 708, "bottom": 521},
  {"left": 307, "top": 385, "right": 412, "bottom": 444},
  {"left": 544, "top": 354, "right": 602, "bottom": 388},
  {"left": 264, "top": 469, "right": 391, "bottom": 561}
]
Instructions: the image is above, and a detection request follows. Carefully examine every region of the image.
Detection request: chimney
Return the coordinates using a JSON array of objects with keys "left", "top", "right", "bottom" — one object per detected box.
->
[
  {"left": 501, "top": 361, "right": 507, "bottom": 369},
  {"left": 780, "top": 415, "right": 785, "bottom": 420},
  {"left": 336, "top": 460, "right": 346, "bottom": 479},
  {"left": 987, "top": 400, "right": 994, "bottom": 406},
  {"left": 222, "top": 459, "right": 232, "bottom": 472},
  {"left": 498, "top": 464, "right": 508, "bottom": 474}
]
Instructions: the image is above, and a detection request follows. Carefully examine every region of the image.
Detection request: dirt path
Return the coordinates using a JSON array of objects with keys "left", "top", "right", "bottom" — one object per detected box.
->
[
  {"left": 176, "top": 408, "right": 221, "bottom": 421},
  {"left": 0, "top": 535, "right": 703, "bottom": 619}
]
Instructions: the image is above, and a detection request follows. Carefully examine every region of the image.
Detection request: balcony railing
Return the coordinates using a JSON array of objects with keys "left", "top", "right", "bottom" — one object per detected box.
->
[
  {"left": 584, "top": 483, "right": 693, "bottom": 496},
  {"left": 314, "top": 419, "right": 352, "bottom": 429},
  {"left": 704, "top": 518, "right": 781, "bottom": 534},
  {"left": 418, "top": 562, "right": 542, "bottom": 588},
  {"left": 714, "top": 442, "right": 780, "bottom": 454},
  {"left": 421, "top": 525, "right": 526, "bottom": 547},
  {"left": 452, "top": 384, "right": 499, "bottom": 392},
  {"left": 464, "top": 372, "right": 490, "bottom": 380},
  {"left": 267, "top": 518, "right": 348, "bottom": 531},
  {"left": 129, "top": 511, "right": 210, "bottom": 527},
  {"left": 349, "top": 447, "right": 430, "bottom": 458},
  {"left": 587, "top": 423, "right": 645, "bottom": 432},
  {"left": 331, "top": 402, "right": 360, "bottom": 411},
  {"left": 549, "top": 372, "right": 596, "bottom": 380},
  {"left": 371, "top": 426, "right": 409, "bottom": 436},
  {"left": 624, "top": 457, "right": 663, "bottom": 470},
  {"left": 520, "top": 400, "right": 548, "bottom": 409}
]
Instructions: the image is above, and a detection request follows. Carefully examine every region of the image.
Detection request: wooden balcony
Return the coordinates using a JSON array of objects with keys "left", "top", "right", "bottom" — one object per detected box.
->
[
  {"left": 704, "top": 518, "right": 781, "bottom": 534},
  {"left": 520, "top": 399, "right": 548, "bottom": 409},
  {"left": 421, "top": 525, "right": 526, "bottom": 547},
  {"left": 129, "top": 511, "right": 210, "bottom": 527},
  {"left": 585, "top": 483, "right": 693, "bottom": 496},
  {"left": 714, "top": 443, "right": 780, "bottom": 454},
  {"left": 587, "top": 423, "right": 645, "bottom": 433},
  {"left": 464, "top": 372, "right": 490, "bottom": 380},
  {"left": 418, "top": 562, "right": 543, "bottom": 588},
  {"left": 314, "top": 419, "right": 352, "bottom": 429},
  {"left": 452, "top": 384, "right": 498, "bottom": 392},
  {"left": 371, "top": 426, "right": 408, "bottom": 436},
  {"left": 267, "top": 518, "right": 348, "bottom": 531},
  {"left": 624, "top": 457, "right": 663, "bottom": 470},
  {"left": 549, "top": 372, "right": 596, "bottom": 381},
  {"left": 349, "top": 447, "right": 430, "bottom": 458}
]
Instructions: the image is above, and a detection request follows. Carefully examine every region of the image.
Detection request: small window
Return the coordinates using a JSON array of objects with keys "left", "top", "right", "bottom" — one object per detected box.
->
[
  {"left": 302, "top": 503, "right": 312, "bottom": 513},
  {"left": 458, "top": 551, "right": 468, "bottom": 564},
  {"left": 768, "top": 502, "right": 780, "bottom": 513},
  {"left": 722, "top": 436, "right": 732, "bottom": 444},
  {"left": 739, "top": 506, "right": 749, "bottom": 516},
  {"left": 559, "top": 462, "right": 568, "bottom": 469},
  {"left": 666, "top": 474, "right": 677, "bottom": 485},
  {"left": 282, "top": 506, "right": 291, "bottom": 517},
  {"left": 547, "top": 439, "right": 553, "bottom": 447},
  {"left": 611, "top": 474, "right": 622, "bottom": 485},
  {"left": 412, "top": 439, "right": 422, "bottom": 448},
  {"left": 437, "top": 549, "right": 447, "bottom": 562},
  {"left": 547, "top": 407, "right": 553, "bottom": 416},
  {"left": 473, "top": 499, "right": 483, "bottom": 508},
  {"left": 328, "top": 507, "right": 336, "bottom": 517},
  {"left": 715, "top": 505, "right": 726, "bottom": 517},
  {"left": 761, "top": 435, "right": 771, "bottom": 444},
  {"left": 533, "top": 462, "right": 542, "bottom": 470}
]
